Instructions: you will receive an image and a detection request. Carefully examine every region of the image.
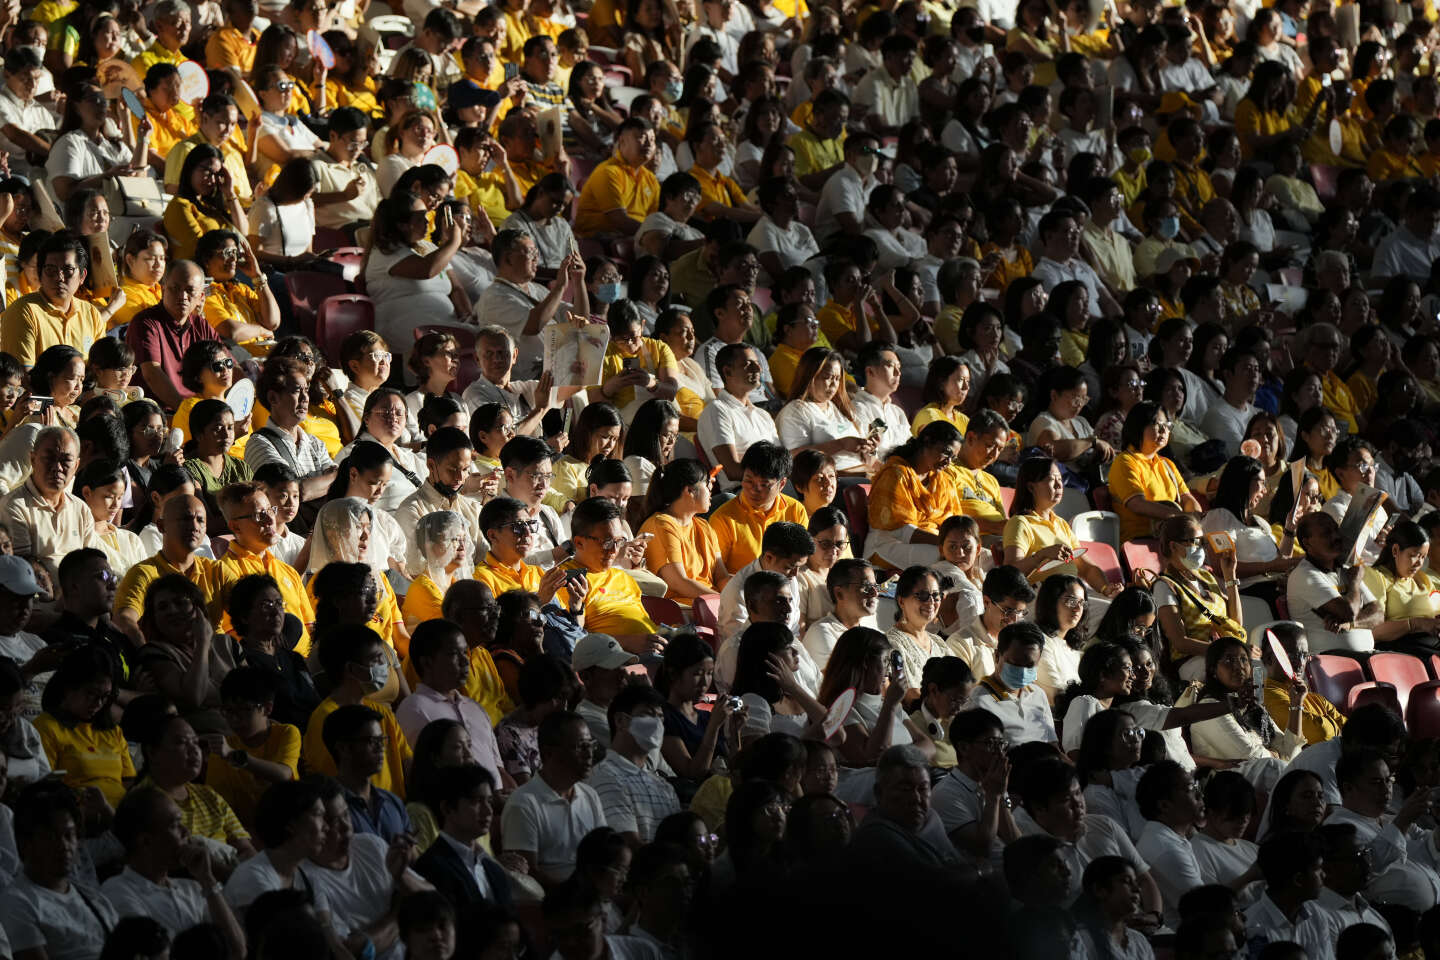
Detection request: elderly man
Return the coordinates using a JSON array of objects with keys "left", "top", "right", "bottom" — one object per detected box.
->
[
  {"left": 575, "top": 117, "right": 662, "bottom": 238},
  {"left": 1189, "top": 197, "right": 1239, "bottom": 267},
  {"left": 460, "top": 325, "right": 555, "bottom": 437},
  {"left": 115, "top": 494, "right": 232, "bottom": 632},
  {"left": 127, "top": 261, "right": 223, "bottom": 410},
  {"left": 847, "top": 745, "right": 959, "bottom": 869},
  {"left": 0, "top": 233, "right": 105, "bottom": 370},
  {"left": 215, "top": 482, "right": 314, "bottom": 652},
  {"left": 0, "top": 426, "right": 99, "bottom": 577},
  {"left": 1288, "top": 511, "right": 1383, "bottom": 654},
  {"left": 132, "top": 0, "right": 191, "bottom": 74},
  {"left": 243, "top": 358, "right": 337, "bottom": 501},
  {"left": 475, "top": 231, "right": 587, "bottom": 379}
]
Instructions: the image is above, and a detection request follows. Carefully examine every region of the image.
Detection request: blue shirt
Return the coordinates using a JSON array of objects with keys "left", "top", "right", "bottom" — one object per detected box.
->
[{"left": 343, "top": 783, "right": 412, "bottom": 842}]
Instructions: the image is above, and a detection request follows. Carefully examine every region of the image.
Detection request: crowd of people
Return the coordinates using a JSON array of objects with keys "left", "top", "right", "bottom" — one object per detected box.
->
[{"left": 3, "top": 0, "right": 1440, "bottom": 956}]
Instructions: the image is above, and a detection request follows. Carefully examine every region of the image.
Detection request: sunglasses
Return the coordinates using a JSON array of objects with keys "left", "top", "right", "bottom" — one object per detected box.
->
[{"left": 209, "top": 358, "right": 235, "bottom": 373}]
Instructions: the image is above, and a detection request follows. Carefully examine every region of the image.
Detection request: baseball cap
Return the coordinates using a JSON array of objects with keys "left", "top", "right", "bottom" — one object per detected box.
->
[
  {"left": 572, "top": 633, "right": 638, "bottom": 672},
  {"left": 0, "top": 555, "right": 41, "bottom": 596}
]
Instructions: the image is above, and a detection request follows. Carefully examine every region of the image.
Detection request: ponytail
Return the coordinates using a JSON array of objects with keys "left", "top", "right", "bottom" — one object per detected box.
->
[{"left": 643, "top": 458, "right": 708, "bottom": 525}]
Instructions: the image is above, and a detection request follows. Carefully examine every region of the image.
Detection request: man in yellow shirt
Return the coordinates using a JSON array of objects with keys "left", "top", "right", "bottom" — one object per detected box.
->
[
  {"left": 1304, "top": 323, "right": 1364, "bottom": 434},
  {"left": 304, "top": 624, "right": 412, "bottom": 797},
  {"left": 496, "top": 110, "right": 565, "bottom": 196},
  {"left": 132, "top": 0, "right": 189, "bottom": 75},
  {"left": 163, "top": 95, "right": 251, "bottom": 203},
  {"left": 206, "top": 666, "right": 302, "bottom": 829},
  {"left": 949, "top": 409, "right": 1011, "bottom": 536},
  {"left": 688, "top": 121, "right": 761, "bottom": 223},
  {"left": 474, "top": 495, "right": 583, "bottom": 613},
  {"left": 137, "top": 63, "right": 197, "bottom": 171},
  {"left": 205, "top": 0, "right": 262, "bottom": 73},
  {"left": 787, "top": 88, "right": 849, "bottom": 189},
  {"left": 575, "top": 116, "right": 660, "bottom": 237},
  {"left": 432, "top": 580, "right": 515, "bottom": 722},
  {"left": 216, "top": 482, "right": 315, "bottom": 654},
  {"left": 709, "top": 441, "right": 811, "bottom": 572},
  {"left": 559, "top": 496, "right": 662, "bottom": 656},
  {"left": 115, "top": 494, "right": 233, "bottom": 634},
  {"left": 0, "top": 232, "right": 105, "bottom": 368}
]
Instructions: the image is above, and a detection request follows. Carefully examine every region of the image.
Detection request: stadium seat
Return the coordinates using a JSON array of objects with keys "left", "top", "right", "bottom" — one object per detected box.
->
[
  {"left": 314, "top": 226, "right": 352, "bottom": 250},
  {"left": 316, "top": 295, "right": 376, "bottom": 363},
  {"left": 1056, "top": 486, "right": 1090, "bottom": 523},
  {"left": 1406, "top": 681, "right": 1440, "bottom": 738},
  {"left": 602, "top": 64, "right": 633, "bottom": 86},
  {"left": 642, "top": 594, "right": 685, "bottom": 627},
  {"left": 1305, "top": 654, "right": 1366, "bottom": 713},
  {"left": 1248, "top": 619, "right": 1300, "bottom": 654},
  {"left": 1078, "top": 540, "right": 1122, "bottom": 586},
  {"left": 1239, "top": 594, "right": 1277, "bottom": 634},
  {"left": 1121, "top": 540, "right": 1163, "bottom": 580},
  {"left": 691, "top": 594, "right": 721, "bottom": 633},
  {"left": 1091, "top": 486, "right": 1114, "bottom": 512},
  {"left": 1346, "top": 681, "right": 1402, "bottom": 717},
  {"left": 284, "top": 271, "right": 349, "bottom": 339},
  {"left": 1366, "top": 652, "right": 1431, "bottom": 714},
  {"left": 844, "top": 483, "right": 871, "bottom": 558},
  {"left": 998, "top": 487, "right": 1015, "bottom": 514},
  {"left": 329, "top": 247, "right": 364, "bottom": 284},
  {"left": 1071, "top": 510, "right": 1120, "bottom": 555}
]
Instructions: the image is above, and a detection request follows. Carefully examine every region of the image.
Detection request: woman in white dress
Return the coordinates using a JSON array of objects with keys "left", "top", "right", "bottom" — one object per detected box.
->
[
  {"left": 732, "top": 622, "right": 827, "bottom": 745},
  {"left": 775, "top": 347, "right": 871, "bottom": 477},
  {"left": 247, "top": 157, "right": 318, "bottom": 270},
  {"left": 362, "top": 194, "right": 470, "bottom": 365},
  {"left": 45, "top": 82, "right": 142, "bottom": 202}
]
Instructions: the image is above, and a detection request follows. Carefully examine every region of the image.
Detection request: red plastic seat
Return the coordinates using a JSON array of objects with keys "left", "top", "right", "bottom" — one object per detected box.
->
[
  {"left": 1347, "top": 681, "right": 1403, "bottom": 718},
  {"left": 1429, "top": 654, "right": 1440, "bottom": 680},
  {"left": 283, "top": 270, "right": 349, "bottom": 339},
  {"left": 691, "top": 594, "right": 721, "bottom": 632},
  {"left": 1406, "top": 680, "right": 1440, "bottom": 738},
  {"left": 1079, "top": 540, "right": 1122, "bottom": 586},
  {"left": 999, "top": 487, "right": 1015, "bottom": 513},
  {"left": 1367, "top": 652, "right": 1431, "bottom": 714},
  {"left": 1305, "top": 654, "right": 1366, "bottom": 714},
  {"left": 750, "top": 285, "right": 774, "bottom": 315},
  {"left": 1091, "top": 486, "right": 1114, "bottom": 512},
  {"left": 1121, "top": 540, "right": 1163, "bottom": 580},
  {"left": 315, "top": 295, "right": 375, "bottom": 364},
  {"left": 844, "top": 483, "right": 871, "bottom": 560},
  {"left": 602, "top": 64, "right": 633, "bottom": 86},
  {"left": 641, "top": 594, "right": 685, "bottom": 627},
  {"left": 313, "top": 225, "right": 352, "bottom": 250}
]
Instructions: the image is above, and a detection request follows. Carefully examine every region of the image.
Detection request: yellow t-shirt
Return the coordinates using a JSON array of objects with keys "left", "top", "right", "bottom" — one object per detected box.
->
[
  {"left": 115, "top": 553, "right": 233, "bottom": 627},
  {"left": 911, "top": 403, "right": 968, "bottom": 437},
  {"left": 768, "top": 342, "right": 806, "bottom": 397},
  {"left": 140, "top": 776, "right": 249, "bottom": 844},
  {"left": 1363, "top": 566, "right": 1440, "bottom": 621},
  {"left": 598, "top": 337, "right": 678, "bottom": 410},
  {"left": 560, "top": 562, "right": 658, "bottom": 637},
  {"left": 1234, "top": 99, "right": 1287, "bottom": 160},
  {"left": 639, "top": 512, "right": 723, "bottom": 599},
  {"left": 204, "top": 721, "right": 301, "bottom": 829},
  {"left": 690, "top": 164, "right": 748, "bottom": 216},
  {"left": 302, "top": 697, "right": 411, "bottom": 797},
  {"left": 1108, "top": 451, "right": 1190, "bottom": 542},
  {"left": 950, "top": 463, "right": 1006, "bottom": 524},
  {"left": 34, "top": 715, "right": 135, "bottom": 807},
  {"left": 575, "top": 155, "right": 660, "bottom": 237},
  {"left": 401, "top": 573, "right": 445, "bottom": 631},
  {"left": 786, "top": 128, "right": 844, "bottom": 178},
  {"left": 454, "top": 168, "right": 513, "bottom": 225},
  {"left": 1003, "top": 511, "right": 1081, "bottom": 583}
]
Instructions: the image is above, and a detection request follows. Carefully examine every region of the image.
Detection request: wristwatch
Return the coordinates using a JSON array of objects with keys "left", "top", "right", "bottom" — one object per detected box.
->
[{"left": 228, "top": 749, "right": 250, "bottom": 768}]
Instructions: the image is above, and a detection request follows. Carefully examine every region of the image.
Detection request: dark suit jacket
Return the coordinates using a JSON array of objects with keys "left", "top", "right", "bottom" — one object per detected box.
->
[{"left": 414, "top": 834, "right": 514, "bottom": 910}]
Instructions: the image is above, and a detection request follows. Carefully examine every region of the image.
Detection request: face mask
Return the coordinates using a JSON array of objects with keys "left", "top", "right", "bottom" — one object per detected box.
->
[
  {"left": 627, "top": 715, "right": 665, "bottom": 751},
  {"left": 1180, "top": 545, "right": 1206, "bottom": 571},
  {"left": 1000, "top": 662, "right": 1037, "bottom": 690},
  {"left": 358, "top": 660, "right": 389, "bottom": 691},
  {"left": 433, "top": 480, "right": 460, "bottom": 499},
  {"left": 22, "top": 46, "right": 45, "bottom": 65},
  {"left": 596, "top": 281, "right": 622, "bottom": 304},
  {"left": 855, "top": 153, "right": 879, "bottom": 179},
  {"left": 1156, "top": 216, "right": 1181, "bottom": 240},
  {"left": 1128, "top": 146, "right": 1152, "bottom": 165},
  {"left": 664, "top": 79, "right": 683, "bottom": 103}
]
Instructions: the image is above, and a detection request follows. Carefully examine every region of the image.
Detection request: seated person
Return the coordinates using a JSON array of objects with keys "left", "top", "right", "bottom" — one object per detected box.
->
[
  {"left": 1002, "top": 456, "right": 1122, "bottom": 597},
  {"left": 303, "top": 625, "right": 413, "bottom": 798},
  {"left": 948, "top": 409, "right": 1013, "bottom": 536},
  {"left": 559, "top": 496, "right": 663, "bottom": 656},
  {"left": 717, "top": 522, "right": 812, "bottom": 649},
  {"left": 1200, "top": 454, "right": 1303, "bottom": 604},
  {"left": 1287, "top": 511, "right": 1382, "bottom": 655},
  {"left": 1321, "top": 436, "right": 1389, "bottom": 567},
  {"left": 587, "top": 684, "right": 682, "bottom": 843},
  {"left": 802, "top": 557, "right": 882, "bottom": 670},
  {"left": 1108, "top": 400, "right": 1202, "bottom": 543},
  {"left": 1260, "top": 621, "right": 1344, "bottom": 746},
  {"left": 708, "top": 441, "right": 810, "bottom": 573},
  {"left": 865, "top": 421, "right": 963, "bottom": 569},
  {"left": 1154, "top": 514, "right": 1246, "bottom": 682},
  {"left": 638, "top": 459, "right": 730, "bottom": 602},
  {"left": 133, "top": 713, "right": 255, "bottom": 867},
  {"left": 907, "top": 656, "right": 975, "bottom": 769},
  {"left": 322, "top": 704, "right": 412, "bottom": 841},
  {"left": 412, "top": 764, "right": 513, "bottom": 909},
  {"left": 1362, "top": 519, "right": 1440, "bottom": 656},
  {"left": 970, "top": 622, "right": 1058, "bottom": 747},
  {"left": 472, "top": 496, "right": 582, "bottom": 616},
  {"left": 695, "top": 342, "right": 781, "bottom": 495},
  {"left": 205, "top": 667, "right": 302, "bottom": 831}
]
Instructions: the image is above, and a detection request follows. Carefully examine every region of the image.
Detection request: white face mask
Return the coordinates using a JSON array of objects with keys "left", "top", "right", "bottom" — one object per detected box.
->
[
  {"left": 1180, "top": 545, "right": 1206, "bottom": 571},
  {"left": 21, "top": 46, "right": 46, "bottom": 64},
  {"left": 627, "top": 715, "right": 665, "bottom": 752},
  {"left": 358, "top": 659, "right": 390, "bottom": 692}
]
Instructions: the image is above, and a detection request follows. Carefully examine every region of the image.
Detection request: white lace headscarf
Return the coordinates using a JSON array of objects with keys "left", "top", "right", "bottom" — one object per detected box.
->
[
  {"left": 308, "top": 497, "right": 375, "bottom": 574},
  {"left": 415, "top": 509, "right": 471, "bottom": 592}
]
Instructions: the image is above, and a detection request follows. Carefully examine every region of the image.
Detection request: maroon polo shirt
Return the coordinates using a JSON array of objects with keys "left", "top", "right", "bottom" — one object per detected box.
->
[{"left": 125, "top": 303, "right": 222, "bottom": 409}]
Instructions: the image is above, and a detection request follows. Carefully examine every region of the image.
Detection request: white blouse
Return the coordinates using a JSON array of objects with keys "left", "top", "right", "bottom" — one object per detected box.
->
[
  {"left": 775, "top": 399, "right": 864, "bottom": 472},
  {"left": 247, "top": 196, "right": 316, "bottom": 257},
  {"left": 1201, "top": 507, "right": 1281, "bottom": 586}
]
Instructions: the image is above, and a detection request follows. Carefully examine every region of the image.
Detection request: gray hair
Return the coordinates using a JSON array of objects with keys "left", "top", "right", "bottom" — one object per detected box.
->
[
  {"left": 33, "top": 425, "right": 78, "bottom": 453},
  {"left": 1299, "top": 321, "right": 1341, "bottom": 352},
  {"left": 876, "top": 744, "right": 929, "bottom": 782},
  {"left": 154, "top": 0, "right": 189, "bottom": 22},
  {"left": 1314, "top": 250, "right": 1348, "bottom": 278},
  {"left": 416, "top": 509, "right": 465, "bottom": 552},
  {"left": 476, "top": 324, "right": 515, "bottom": 352}
]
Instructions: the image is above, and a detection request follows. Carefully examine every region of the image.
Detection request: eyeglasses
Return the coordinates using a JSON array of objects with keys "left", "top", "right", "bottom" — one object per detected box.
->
[
  {"left": 580, "top": 534, "right": 628, "bottom": 551},
  {"left": 994, "top": 604, "right": 1025, "bottom": 621},
  {"left": 273, "top": 80, "right": 296, "bottom": 92},
  {"left": 366, "top": 351, "right": 389, "bottom": 364},
  {"left": 506, "top": 519, "right": 540, "bottom": 536},
  {"left": 217, "top": 248, "right": 240, "bottom": 261},
  {"left": 345, "top": 735, "right": 388, "bottom": 749},
  {"left": 42, "top": 265, "right": 80, "bottom": 279},
  {"left": 523, "top": 470, "right": 553, "bottom": 483},
  {"left": 1060, "top": 596, "right": 1087, "bottom": 610},
  {"left": 846, "top": 581, "right": 879, "bottom": 597},
  {"left": 816, "top": 538, "right": 849, "bottom": 551},
  {"left": 209, "top": 358, "right": 235, "bottom": 373},
  {"left": 968, "top": 737, "right": 1008, "bottom": 752},
  {"left": 907, "top": 590, "right": 943, "bottom": 603},
  {"left": 240, "top": 506, "right": 277, "bottom": 523},
  {"left": 1119, "top": 726, "right": 1145, "bottom": 744}
]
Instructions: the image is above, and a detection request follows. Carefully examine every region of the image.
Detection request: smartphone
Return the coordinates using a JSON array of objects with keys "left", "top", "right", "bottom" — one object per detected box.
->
[
  {"left": 868, "top": 418, "right": 886, "bottom": 440},
  {"left": 622, "top": 356, "right": 639, "bottom": 372},
  {"left": 1321, "top": 73, "right": 1332, "bottom": 87},
  {"left": 561, "top": 406, "right": 572, "bottom": 434}
]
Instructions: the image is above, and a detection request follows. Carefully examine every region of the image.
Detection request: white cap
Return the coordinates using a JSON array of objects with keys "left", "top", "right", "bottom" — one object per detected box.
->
[
  {"left": 572, "top": 633, "right": 637, "bottom": 672},
  {"left": 0, "top": 556, "right": 40, "bottom": 595}
]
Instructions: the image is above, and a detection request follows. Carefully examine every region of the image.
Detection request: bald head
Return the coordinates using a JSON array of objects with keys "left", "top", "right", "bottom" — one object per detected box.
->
[
  {"left": 161, "top": 261, "right": 207, "bottom": 321},
  {"left": 440, "top": 579, "right": 498, "bottom": 647},
  {"left": 29, "top": 426, "right": 78, "bottom": 495},
  {"left": 159, "top": 494, "right": 208, "bottom": 555}
]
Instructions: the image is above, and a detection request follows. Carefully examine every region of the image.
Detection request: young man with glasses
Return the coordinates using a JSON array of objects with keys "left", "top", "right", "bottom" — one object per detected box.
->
[
  {"left": 802, "top": 557, "right": 880, "bottom": 670},
  {"left": 205, "top": 666, "right": 302, "bottom": 831},
  {"left": 216, "top": 482, "right": 315, "bottom": 651},
  {"left": 1136, "top": 760, "right": 1216, "bottom": 928},
  {"left": 708, "top": 441, "right": 808, "bottom": 573},
  {"left": 44, "top": 548, "right": 133, "bottom": 695},
  {"left": 475, "top": 496, "right": 587, "bottom": 617},
  {"left": 322, "top": 704, "right": 412, "bottom": 841},
  {"left": 0, "top": 232, "right": 104, "bottom": 371},
  {"left": 949, "top": 565, "right": 1034, "bottom": 681},
  {"left": 304, "top": 625, "right": 413, "bottom": 799},
  {"left": 560, "top": 497, "right": 663, "bottom": 657},
  {"left": 497, "top": 436, "right": 571, "bottom": 565},
  {"left": 311, "top": 107, "right": 380, "bottom": 232},
  {"left": 931, "top": 708, "right": 1019, "bottom": 867},
  {"left": 1316, "top": 823, "right": 1392, "bottom": 932}
]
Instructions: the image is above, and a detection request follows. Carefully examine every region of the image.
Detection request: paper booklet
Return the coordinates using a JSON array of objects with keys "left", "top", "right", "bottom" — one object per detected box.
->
[
  {"left": 1337, "top": 482, "right": 1392, "bottom": 567},
  {"left": 543, "top": 319, "right": 609, "bottom": 400}
]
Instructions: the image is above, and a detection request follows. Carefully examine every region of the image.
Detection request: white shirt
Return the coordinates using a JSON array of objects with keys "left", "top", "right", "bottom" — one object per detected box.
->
[
  {"left": 864, "top": 219, "right": 928, "bottom": 272},
  {"left": 1284, "top": 735, "right": 1343, "bottom": 805},
  {"left": 1135, "top": 820, "right": 1204, "bottom": 927},
  {"left": 848, "top": 388, "right": 910, "bottom": 458},
  {"left": 1323, "top": 804, "right": 1440, "bottom": 913},
  {"left": 696, "top": 391, "right": 780, "bottom": 492},
  {"left": 0, "top": 87, "right": 57, "bottom": 177},
  {"left": 100, "top": 867, "right": 210, "bottom": 937},
  {"left": 801, "top": 613, "right": 880, "bottom": 671},
  {"left": 1373, "top": 226, "right": 1440, "bottom": 280},
  {"left": 746, "top": 217, "right": 819, "bottom": 285},
  {"left": 716, "top": 557, "right": 802, "bottom": 650},
  {"left": 1061, "top": 694, "right": 1105, "bottom": 753},
  {"left": 0, "top": 874, "right": 118, "bottom": 960},
  {"left": 499, "top": 774, "right": 607, "bottom": 881},
  {"left": 223, "top": 850, "right": 331, "bottom": 919},
  {"left": 684, "top": 22, "right": 740, "bottom": 74},
  {"left": 1287, "top": 557, "right": 1377, "bottom": 653},
  {"left": 586, "top": 752, "right": 681, "bottom": 843},
  {"left": 1201, "top": 398, "right": 1259, "bottom": 457},
  {"left": 1178, "top": 367, "right": 1221, "bottom": 424},
  {"left": 0, "top": 629, "right": 46, "bottom": 719},
  {"left": 45, "top": 128, "right": 130, "bottom": 183},
  {"left": 775, "top": 399, "right": 865, "bottom": 473},
  {"left": 814, "top": 165, "right": 875, "bottom": 246},
  {"left": 474, "top": 278, "right": 565, "bottom": 379},
  {"left": 248, "top": 196, "right": 317, "bottom": 257},
  {"left": 1034, "top": 635, "right": 1082, "bottom": 703},
  {"left": 931, "top": 767, "right": 1003, "bottom": 867},
  {"left": 853, "top": 68, "right": 919, "bottom": 129},
  {"left": 1031, "top": 256, "right": 1106, "bottom": 317},
  {"left": 636, "top": 210, "right": 703, "bottom": 251},
  {"left": 1191, "top": 832, "right": 1261, "bottom": 906},
  {"left": 308, "top": 835, "right": 418, "bottom": 960},
  {"left": 1244, "top": 894, "right": 1342, "bottom": 960},
  {"left": 1315, "top": 886, "right": 1392, "bottom": 935},
  {"left": 364, "top": 243, "right": 457, "bottom": 362},
  {"left": 1201, "top": 507, "right": 1281, "bottom": 587},
  {"left": 1020, "top": 812, "right": 1149, "bottom": 904},
  {"left": 970, "top": 681, "right": 1056, "bottom": 746}
]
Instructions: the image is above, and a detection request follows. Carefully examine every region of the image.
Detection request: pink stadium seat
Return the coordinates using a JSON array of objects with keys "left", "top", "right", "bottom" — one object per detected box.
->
[
  {"left": 692, "top": 594, "right": 721, "bottom": 632},
  {"left": 750, "top": 285, "right": 774, "bottom": 315},
  {"left": 1079, "top": 540, "right": 1122, "bottom": 586},
  {"left": 999, "top": 487, "right": 1015, "bottom": 513},
  {"left": 316, "top": 295, "right": 375, "bottom": 363},
  {"left": 1407, "top": 681, "right": 1440, "bottom": 738},
  {"left": 1305, "top": 654, "right": 1366, "bottom": 713},
  {"left": 844, "top": 483, "right": 871, "bottom": 559},
  {"left": 642, "top": 594, "right": 685, "bottom": 627},
  {"left": 284, "top": 271, "right": 349, "bottom": 339},
  {"left": 1346, "top": 681, "right": 1402, "bottom": 718},
  {"left": 314, "top": 226, "right": 352, "bottom": 250},
  {"left": 1121, "top": 540, "right": 1163, "bottom": 580},
  {"left": 1367, "top": 652, "right": 1431, "bottom": 714},
  {"left": 1091, "top": 486, "right": 1113, "bottom": 512},
  {"left": 602, "top": 64, "right": 633, "bottom": 86}
]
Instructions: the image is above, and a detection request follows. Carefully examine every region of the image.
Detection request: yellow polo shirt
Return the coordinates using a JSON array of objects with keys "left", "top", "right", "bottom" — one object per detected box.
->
[
  {"left": 473, "top": 550, "right": 543, "bottom": 596},
  {"left": 575, "top": 154, "right": 660, "bottom": 236},
  {"left": 204, "top": 720, "right": 300, "bottom": 828},
  {"left": 203, "top": 280, "right": 269, "bottom": 350},
  {"left": 138, "top": 775, "right": 249, "bottom": 844},
  {"left": 1003, "top": 511, "right": 1081, "bottom": 583},
  {"left": 137, "top": 98, "right": 197, "bottom": 160},
  {"left": 786, "top": 128, "right": 844, "bottom": 177},
  {"left": 454, "top": 168, "right": 512, "bottom": 225},
  {"left": 0, "top": 291, "right": 105, "bottom": 368},
  {"left": 303, "top": 697, "right": 411, "bottom": 797},
  {"left": 34, "top": 715, "right": 134, "bottom": 807},
  {"left": 690, "top": 164, "right": 747, "bottom": 216},
  {"left": 1320, "top": 368, "right": 1362, "bottom": 435},
  {"left": 559, "top": 561, "right": 657, "bottom": 637},
  {"left": 911, "top": 403, "right": 969, "bottom": 437},
  {"left": 1108, "top": 451, "right": 1190, "bottom": 542},
  {"left": 115, "top": 552, "right": 234, "bottom": 626},
  {"left": 109, "top": 278, "right": 160, "bottom": 330},
  {"left": 217, "top": 542, "right": 314, "bottom": 654},
  {"left": 709, "top": 492, "right": 810, "bottom": 572},
  {"left": 204, "top": 25, "right": 261, "bottom": 73},
  {"left": 132, "top": 40, "right": 185, "bottom": 77}
]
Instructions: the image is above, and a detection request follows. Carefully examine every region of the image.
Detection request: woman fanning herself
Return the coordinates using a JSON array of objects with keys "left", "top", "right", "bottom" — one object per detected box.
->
[
  {"left": 639, "top": 459, "right": 730, "bottom": 602},
  {"left": 864, "top": 420, "right": 963, "bottom": 569},
  {"left": 1154, "top": 515, "right": 1245, "bottom": 683},
  {"left": 1362, "top": 519, "right": 1440, "bottom": 656},
  {"left": 1002, "top": 456, "right": 1122, "bottom": 597},
  {"left": 818, "top": 626, "right": 934, "bottom": 803},
  {"left": 776, "top": 347, "right": 876, "bottom": 478},
  {"left": 1182, "top": 634, "right": 1305, "bottom": 792},
  {"left": 1201, "top": 455, "right": 1303, "bottom": 606},
  {"left": 885, "top": 566, "right": 946, "bottom": 697},
  {"left": 1108, "top": 400, "right": 1201, "bottom": 543}
]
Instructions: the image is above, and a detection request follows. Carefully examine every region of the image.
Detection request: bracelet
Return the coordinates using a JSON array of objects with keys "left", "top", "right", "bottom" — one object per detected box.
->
[{"left": 1283, "top": 527, "right": 1296, "bottom": 537}]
